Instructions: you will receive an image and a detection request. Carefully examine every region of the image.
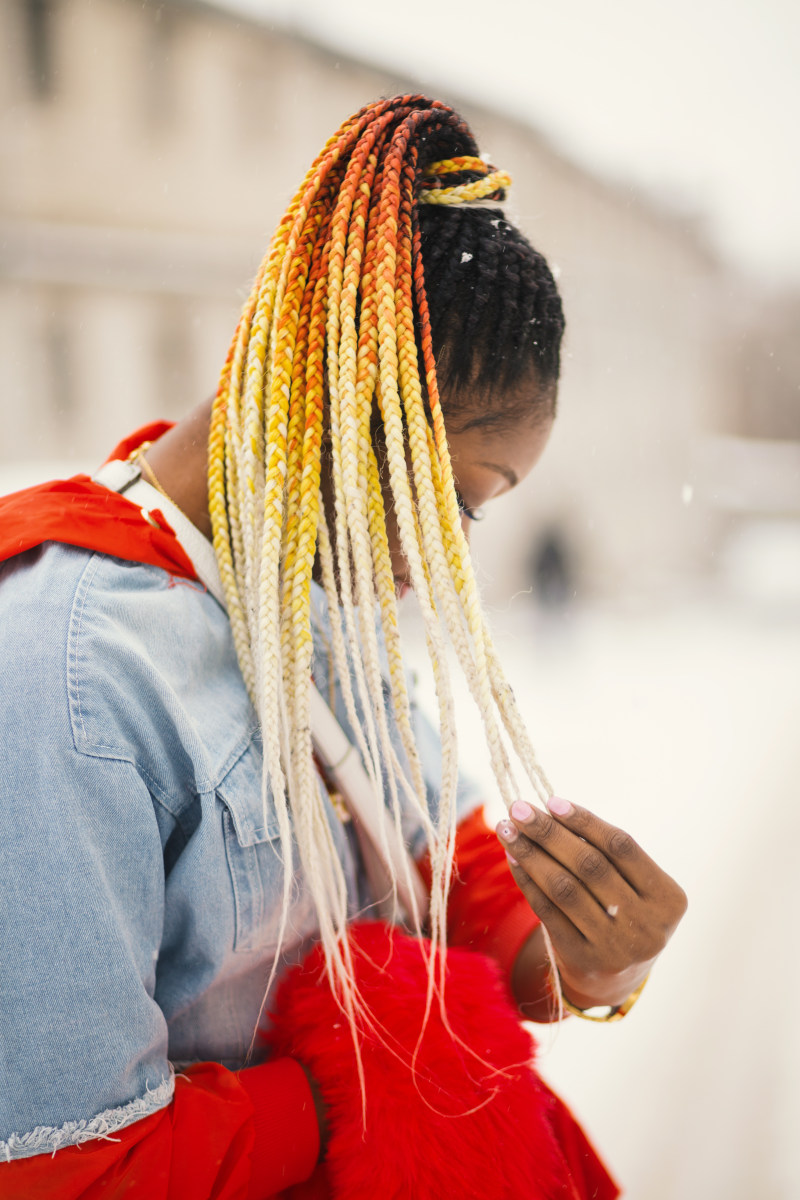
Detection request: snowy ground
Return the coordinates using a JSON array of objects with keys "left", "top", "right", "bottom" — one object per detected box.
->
[{"left": 401, "top": 591, "right": 800, "bottom": 1200}]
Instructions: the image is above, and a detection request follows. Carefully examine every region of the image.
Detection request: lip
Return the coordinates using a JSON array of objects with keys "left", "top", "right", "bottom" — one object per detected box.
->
[{"left": 394, "top": 579, "right": 411, "bottom": 599}]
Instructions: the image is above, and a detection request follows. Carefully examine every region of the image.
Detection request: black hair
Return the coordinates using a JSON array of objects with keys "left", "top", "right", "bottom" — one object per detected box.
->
[{"left": 418, "top": 204, "right": 565, "bottom": 432}]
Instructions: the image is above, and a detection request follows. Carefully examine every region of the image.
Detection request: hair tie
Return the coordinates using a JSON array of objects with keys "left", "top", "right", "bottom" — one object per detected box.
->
[{"left": 418, "top": 156, "right": 511, "bottom": 207}]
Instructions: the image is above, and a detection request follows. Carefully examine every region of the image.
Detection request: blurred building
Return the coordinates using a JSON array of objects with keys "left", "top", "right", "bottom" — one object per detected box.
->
[{"left": 1, "top": 0, "right": 796, "bottom": 601}]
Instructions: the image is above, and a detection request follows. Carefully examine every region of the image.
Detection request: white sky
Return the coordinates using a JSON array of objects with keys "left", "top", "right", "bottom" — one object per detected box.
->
[{"left": 216, "top": 0, "right": 799, "bottom": 287}]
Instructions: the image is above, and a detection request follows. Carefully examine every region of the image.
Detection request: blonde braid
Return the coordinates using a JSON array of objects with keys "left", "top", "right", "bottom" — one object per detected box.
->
[
  {"left": 208, "top": 96, "right": 556, "bottom": 1031},
  {"left": 336, "top": 135, "right": 432, "bottom": 890}
]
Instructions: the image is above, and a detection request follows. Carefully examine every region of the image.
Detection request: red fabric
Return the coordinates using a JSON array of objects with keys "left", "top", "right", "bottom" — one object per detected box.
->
[
  {"left": 418, "top": 805, "right": 541, "bottom": 989},
  {"left": 0, "top": 474, "right": 198, "bottom": 581},
  {"left": 539, "top": 1082, "right": 620, "bottom": 1200},
  {"left": 104, "top": 421, "right": 175, "bottom": 464},
  {"left": 267, "top": 922, "right": 619, "bottom": 1200},
  {"left": 1, "top": 1061, "right": 319, "bottom": 1200},
  {"left": 0, "top": 422, "right": 198, "bottom": 583},
  {"left": 238, "top": 1059, "right": 320, "bottom": 1198}
]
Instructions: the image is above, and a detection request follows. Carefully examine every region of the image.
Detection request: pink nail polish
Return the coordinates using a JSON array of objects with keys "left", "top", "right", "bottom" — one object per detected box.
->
[
  {"left": 547, "top": 795, "right": 573, "bottom": 817},
  {"left": 497, "top": 821, "right": 516, "bottom": 842},
  {"left": 505, "top": 851, "right": 518, "bottom": 866},
  {"left": 510, "top": 800, "right": 533, "bottom": 821}
]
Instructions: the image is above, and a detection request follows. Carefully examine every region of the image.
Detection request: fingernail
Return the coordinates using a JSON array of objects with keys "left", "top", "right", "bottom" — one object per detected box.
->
[
  {"left": 547, "top": 795, "right": 573, "bottom": 817},
  {"left": 505, "top": 851, "right": 518, "bottom": 866},
  {"left": 511, "top": 800, "right": 533, "bottom": 822},
  {"left": 497, "top": 820, "right": 516, "bottom": 842}
]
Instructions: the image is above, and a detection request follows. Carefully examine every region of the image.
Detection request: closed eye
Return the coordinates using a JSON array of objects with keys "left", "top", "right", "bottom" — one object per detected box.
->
[{"left": 455, "top": 490, "right": 486, "bottom": 522}]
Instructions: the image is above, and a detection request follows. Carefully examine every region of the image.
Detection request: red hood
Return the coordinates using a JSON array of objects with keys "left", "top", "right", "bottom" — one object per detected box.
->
[{"left": 0, "top": 422, "right": 197, "bottom": 581}]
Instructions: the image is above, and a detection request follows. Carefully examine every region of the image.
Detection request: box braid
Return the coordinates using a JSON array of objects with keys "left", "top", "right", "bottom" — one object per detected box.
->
[{"left": 208, "top": 96, "right": 565, "bottom": 1039}]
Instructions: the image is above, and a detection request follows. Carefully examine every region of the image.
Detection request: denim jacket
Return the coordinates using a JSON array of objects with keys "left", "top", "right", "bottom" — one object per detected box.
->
[{"left": 0, "top": 542, "right": 479, "bottom": 1160}]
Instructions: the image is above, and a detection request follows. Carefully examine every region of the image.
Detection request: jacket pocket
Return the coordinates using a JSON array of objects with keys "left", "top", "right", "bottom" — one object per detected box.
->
[
  {"left": 217, "top": 746, "right": 315, "bottom": 955},
  {"left": 218, "top": 745, "right": 283, "bottom": 954}
]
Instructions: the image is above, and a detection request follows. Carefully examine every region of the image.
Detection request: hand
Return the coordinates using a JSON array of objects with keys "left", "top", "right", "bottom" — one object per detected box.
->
[{"left": 497, "top": 796, "right": 687, "bottom": 1012}]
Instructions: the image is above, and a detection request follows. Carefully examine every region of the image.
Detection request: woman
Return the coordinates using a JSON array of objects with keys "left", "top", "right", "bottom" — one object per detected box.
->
[{"left": 0, "top": 95, "right": 686, "bottom": 1198}]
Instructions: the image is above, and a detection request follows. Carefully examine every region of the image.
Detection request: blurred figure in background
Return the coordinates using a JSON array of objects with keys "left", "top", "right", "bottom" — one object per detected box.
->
[{"left": 529, "top": 527, "right": 575, "bottom": 611}]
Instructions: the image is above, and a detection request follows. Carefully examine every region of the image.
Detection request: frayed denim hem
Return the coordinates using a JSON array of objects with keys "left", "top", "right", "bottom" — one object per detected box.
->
[{"left": 1, "top": 1070, "right": 175, "bottom": 1162}]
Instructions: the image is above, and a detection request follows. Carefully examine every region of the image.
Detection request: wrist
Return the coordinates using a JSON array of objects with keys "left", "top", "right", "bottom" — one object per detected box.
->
[
  {"left": 557, "top": 971, "right": 650, "bottom": 1023},
  {"left": 511, "top": 927, "right": 560, "bottom": 1023},
  {"left": 557, "top": 962, "right": 651, "bottom": 1012}
]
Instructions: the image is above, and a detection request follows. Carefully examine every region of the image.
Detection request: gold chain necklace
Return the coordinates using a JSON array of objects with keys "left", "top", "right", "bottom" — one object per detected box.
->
[{"left": 130, "top": 443, "right": 195, "bottom": 528}]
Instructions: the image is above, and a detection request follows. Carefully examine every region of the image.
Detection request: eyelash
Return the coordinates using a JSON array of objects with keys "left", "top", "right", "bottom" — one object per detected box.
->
[{"left": 455, "top": 491, "right": 485, "bottom": 522}]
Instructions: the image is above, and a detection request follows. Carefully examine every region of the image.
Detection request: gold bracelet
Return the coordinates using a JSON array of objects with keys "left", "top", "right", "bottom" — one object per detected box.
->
[{"left": 560, "top": 974, "right": 649, "bottom": 1023}]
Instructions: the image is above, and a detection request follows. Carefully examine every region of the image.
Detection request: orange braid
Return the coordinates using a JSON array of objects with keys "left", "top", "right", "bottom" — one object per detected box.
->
[{"left": 208, "top": 96, "right": 553, "bottom": 1041}]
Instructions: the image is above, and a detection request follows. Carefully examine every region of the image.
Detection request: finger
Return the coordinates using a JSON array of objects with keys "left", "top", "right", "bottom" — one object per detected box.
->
[
  {"left": 502, "top": 845, "right": 587, "bottom": 949},
  {"left": 498, "top": 819, "right": 611, "bottom": 941},
  {"left": 543, "top": 796, "right": 663, "bottom": 896},
  {"left": 506, "top": 799, "right": 638, "bottom": 913}
]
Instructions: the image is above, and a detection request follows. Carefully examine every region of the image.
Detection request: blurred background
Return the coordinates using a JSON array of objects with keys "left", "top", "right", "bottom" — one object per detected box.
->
[{"left": 1, "top": 1, "right": 798, "bottom": 1195}]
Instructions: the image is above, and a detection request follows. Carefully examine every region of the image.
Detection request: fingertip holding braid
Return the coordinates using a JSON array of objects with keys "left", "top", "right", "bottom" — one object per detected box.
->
[{"left": 208, "top": 96, "right": 565, "bottom": 1043}]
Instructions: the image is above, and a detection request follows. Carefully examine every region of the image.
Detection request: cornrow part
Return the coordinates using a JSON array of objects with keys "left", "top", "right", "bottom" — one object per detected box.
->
[{"left": 208, "top": 95, "right": 565, "bottom": 1046}]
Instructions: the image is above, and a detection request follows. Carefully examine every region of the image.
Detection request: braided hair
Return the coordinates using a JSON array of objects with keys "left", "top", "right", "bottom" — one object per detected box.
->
[
  {"left": 208, "top": 95, "right": 564, "bottom": 1035},
  {"left": 419, "top": 204, "right": 564, "bottom": 428}
]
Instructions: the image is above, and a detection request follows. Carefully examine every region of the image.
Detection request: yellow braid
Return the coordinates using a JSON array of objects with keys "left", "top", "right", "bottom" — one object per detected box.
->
[
  {"left": 207, "top": 96, "right": 553, "bottom": 1031},
  {"left": 418, "top": 155, "right": 511, "bottom": 205}
]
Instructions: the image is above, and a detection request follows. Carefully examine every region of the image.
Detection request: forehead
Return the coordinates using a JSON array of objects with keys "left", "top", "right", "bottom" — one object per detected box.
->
[
  {"left": 446, "top": 415, "right": 553, "bottom": 489},
  {"left": 442, "top": 371, "right": 556, "bottom": 437}
]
